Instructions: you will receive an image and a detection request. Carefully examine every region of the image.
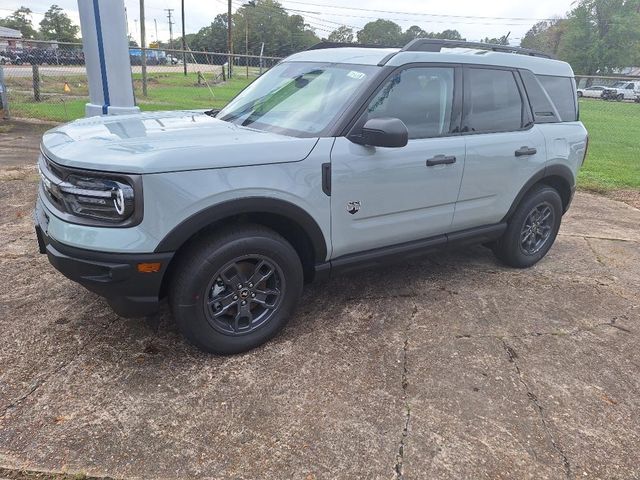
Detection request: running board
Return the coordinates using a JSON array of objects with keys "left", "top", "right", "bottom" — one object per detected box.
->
[{"left": 313, "top": 223, "right": 506, "bottom": 280}]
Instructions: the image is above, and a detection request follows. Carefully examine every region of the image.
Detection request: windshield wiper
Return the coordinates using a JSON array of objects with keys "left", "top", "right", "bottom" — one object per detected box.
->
[{"left": 204, "top": 109, "right": 220, "bottom": 117}]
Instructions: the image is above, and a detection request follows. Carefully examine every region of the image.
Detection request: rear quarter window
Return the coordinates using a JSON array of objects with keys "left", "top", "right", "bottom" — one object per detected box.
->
[{"left": 536, "top": 75, "right": 577, "bottom": 122}]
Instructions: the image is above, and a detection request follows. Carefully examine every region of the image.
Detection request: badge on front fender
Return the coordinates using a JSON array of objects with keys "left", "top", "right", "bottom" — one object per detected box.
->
[{"left": 346, "top": 201, "right": 361, "bottom": 215}]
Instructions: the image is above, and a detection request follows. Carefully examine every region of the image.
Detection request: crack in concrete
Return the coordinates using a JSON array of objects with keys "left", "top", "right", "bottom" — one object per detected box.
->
[
  {"left": 501, "top": 340, "right": 571, "bottom": 479},
  {"left": 584, "top": 237, "right": 606, "bottom": 265},
  {"left": 0, "top": 314, "right": 117, "bottom": 419},
  {"left": 558, "top": 233, "right": 639, "bottom": 243},
  {"left": 454, "top": 317, "right": 632, "bottom": 341},
  {"left": 394, "top": 303, "right": 417, "bottom": 479}
]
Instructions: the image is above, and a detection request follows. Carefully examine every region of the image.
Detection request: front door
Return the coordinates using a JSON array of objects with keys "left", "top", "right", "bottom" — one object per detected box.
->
[{"left": 330, "top": 66, "right": 465, "bottom": 259}]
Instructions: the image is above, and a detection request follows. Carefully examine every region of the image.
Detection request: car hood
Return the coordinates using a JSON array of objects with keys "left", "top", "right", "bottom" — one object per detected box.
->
[{"left": 41, "top": 110, "right": 319, "bottom": 174}]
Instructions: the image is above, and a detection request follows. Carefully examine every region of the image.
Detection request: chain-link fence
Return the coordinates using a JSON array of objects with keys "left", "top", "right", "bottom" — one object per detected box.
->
[
  {"left": 1, "top": 38, "right": 639, "bottom": 123},
  {"left": 0, "top": 38, "right": 282, "bottom": 122}
]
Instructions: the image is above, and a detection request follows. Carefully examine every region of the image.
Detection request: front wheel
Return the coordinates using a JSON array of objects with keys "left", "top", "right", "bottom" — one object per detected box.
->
[
  {"left": 492, "top": 185, "right": 563, "bottom": 268},
  {"left": 616, "top": 94, "right": 624, "bottom": 101},
  {"left": 170, "top": 224, "right": 303, "bottom": 354}
]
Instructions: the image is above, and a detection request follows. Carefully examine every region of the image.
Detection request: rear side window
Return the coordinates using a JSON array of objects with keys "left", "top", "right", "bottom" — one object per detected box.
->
[
  {"left": 463, "top": 68, "right": 524, "bottom": 133},
  {"left": 536, "top": 75, "right": 577, "bottom": 122},
  {"left": 519, "top": 70, "right": 560, "bottom": 123}
]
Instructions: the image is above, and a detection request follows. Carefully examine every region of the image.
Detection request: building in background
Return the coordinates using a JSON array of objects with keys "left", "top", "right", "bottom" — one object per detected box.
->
[{"left": 0, "top": 26, "right": 23, "bottom": 50}]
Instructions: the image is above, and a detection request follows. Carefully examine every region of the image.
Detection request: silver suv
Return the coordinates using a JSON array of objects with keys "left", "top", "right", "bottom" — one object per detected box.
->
[{"left": 34, "top": 39, "right": 589, "bottom": 354}]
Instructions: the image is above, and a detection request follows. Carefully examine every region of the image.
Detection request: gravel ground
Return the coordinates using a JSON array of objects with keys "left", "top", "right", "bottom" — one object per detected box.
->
[{"left": 1, "top": 123, "right": 639, "bottom": 480}]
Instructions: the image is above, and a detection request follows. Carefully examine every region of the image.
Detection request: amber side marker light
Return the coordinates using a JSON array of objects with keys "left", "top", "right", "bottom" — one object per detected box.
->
[{"left": 137, "top": 262, "right": 162, "bottom": 273}]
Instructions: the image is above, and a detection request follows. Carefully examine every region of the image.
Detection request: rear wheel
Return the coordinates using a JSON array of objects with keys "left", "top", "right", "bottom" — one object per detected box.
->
[
  {"left": 170, "top": 224, "right": 303, "bottom": 354},
  {"left": 616, "top": 94, "right": 624, "bottom": 101},
  {"left": 493, "top": 185, "right": 563, "bottom": 268},
  {"left": 577, "top": 91, "right": 583, "bottom": 98}
]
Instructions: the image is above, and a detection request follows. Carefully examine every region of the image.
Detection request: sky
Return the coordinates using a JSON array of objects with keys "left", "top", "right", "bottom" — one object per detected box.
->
[{"left": 0, "top": 0, "right": 576, "bottom": 47}]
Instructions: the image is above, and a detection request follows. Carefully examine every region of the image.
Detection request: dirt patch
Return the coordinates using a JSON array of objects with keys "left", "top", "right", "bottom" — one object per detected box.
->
[{"left": 607, "top": 189, "right": 640, "bottom": 210}]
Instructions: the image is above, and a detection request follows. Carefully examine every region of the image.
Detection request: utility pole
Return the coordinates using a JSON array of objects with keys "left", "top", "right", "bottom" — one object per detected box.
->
[
  {"left": 227, "top": 0, "right": 233, "bottom": 78},
  {"left": 154, "top": 19, "right": 158, "bottom": 43},
  {"left": 181, "top": 0, "right": 187, "bottom": 76},
  {"left": 140, "top": 0, "right": 147, "bottom": 97},
  {"left": 165, "top": 8, "right": 175, "bottom": 51}
]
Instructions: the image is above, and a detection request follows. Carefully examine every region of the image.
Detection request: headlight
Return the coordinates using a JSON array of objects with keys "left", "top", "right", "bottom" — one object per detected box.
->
[
  {"left": 38, "top": 153, "right": 143, "bottom": 226},
  {"left": 59, "top": 174, "right": 135, "bottom": 221}
]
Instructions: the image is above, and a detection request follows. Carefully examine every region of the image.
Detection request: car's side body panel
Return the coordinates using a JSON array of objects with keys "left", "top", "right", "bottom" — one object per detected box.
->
[
  {"left": 453, "top": 127, "right": 548, "bottom": 230},
  {"left": 329, "top": 136, "right": 465, "bottom": 258}
]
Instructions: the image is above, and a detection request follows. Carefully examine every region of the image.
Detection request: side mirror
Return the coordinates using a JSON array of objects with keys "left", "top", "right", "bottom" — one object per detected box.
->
[{"left": 349, "top": 117, "right": 409, "bottom": 148}]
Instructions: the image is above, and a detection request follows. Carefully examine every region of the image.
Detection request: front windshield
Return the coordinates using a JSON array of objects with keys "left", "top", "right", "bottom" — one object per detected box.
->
[{"left": 216, "top": 62, "right": 378, "bottom": 137}]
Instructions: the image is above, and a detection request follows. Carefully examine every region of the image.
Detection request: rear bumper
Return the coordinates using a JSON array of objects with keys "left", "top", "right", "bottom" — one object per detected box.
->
[{"left": 35, "top": 203, "right": 173, "bottom": 318}]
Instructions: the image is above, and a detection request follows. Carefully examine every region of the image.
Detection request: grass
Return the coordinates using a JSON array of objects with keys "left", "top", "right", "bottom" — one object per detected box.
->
[
  {"left": 577, "top": 99, "right": 640, "bottom": 191},
  {"left": 5, "top": 71, "right": 253, "bottom": 122},
  {"left": 3, "top": 75, "right": 638, "bottom": 192}
]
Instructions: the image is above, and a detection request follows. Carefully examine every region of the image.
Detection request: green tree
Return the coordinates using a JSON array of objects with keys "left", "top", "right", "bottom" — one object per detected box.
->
[
  {"left": 39, "top": 5, "right": 79, "bottom": 42},
  {"left": 0, "top": 6, "right": 37, "bottom": 39},
  {"left": 520, "top": 20, "right": 567, "bottom": 56},
  {"left": 327, "top": 26, "right": 354, "bottom": 43},
  {"left": 480, "top": 35, "right": 510, "bottom": 45},
  {"left": 357, "top": 19, "right": 403, "bottom": 46},
  {"left": 230, "top": 0, "right": 318, "bottom": 57},
  {"left": 433, "top": 29, "right": 464, "bottom": 40},
  {"left": 557, "top": 0, "right": 640, "bottom": 74},
  {"left": 401, "top": 25, "right": 427, "bottom": 43},
  {"left": 403, "top": 28, "right": 465, "bottom": 43}
]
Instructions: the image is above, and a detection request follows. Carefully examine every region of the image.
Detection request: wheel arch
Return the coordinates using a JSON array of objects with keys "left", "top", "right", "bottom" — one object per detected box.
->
[
  {"left": 155, "top": 197, "right": 329, "bottom": 288},
  {"left": 502, "top": 164, "right": 576, "bottom": 222}
]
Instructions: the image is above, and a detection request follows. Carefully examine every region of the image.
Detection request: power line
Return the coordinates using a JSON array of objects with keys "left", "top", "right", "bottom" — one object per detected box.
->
[{"left": 280, "top": 0, "right": 561, "bottom": 22}]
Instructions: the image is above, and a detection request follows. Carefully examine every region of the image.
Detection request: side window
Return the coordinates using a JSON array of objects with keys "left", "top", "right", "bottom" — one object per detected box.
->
[
  {"left": 536, "top": 75, "right": 578, "bottom": 122},
  {"left": 366, "top": 67, "right": 455, "bottom": 139},
  {"left": 464, "top": 68, "right": 524, "bottom": 133},
  {"left": 519, "top": 69, "right": 560, "bottom": 123}
]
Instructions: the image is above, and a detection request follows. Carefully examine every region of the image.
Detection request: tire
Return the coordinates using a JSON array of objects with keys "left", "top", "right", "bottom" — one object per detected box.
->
[
  {"left": 169, "top": 224, "right": 303, "bottom": 354},
  {"left": 492, "top": 185, "right": 563, "bottom": 268},
  {"left": 577, "top": 91, "right": 583, "bottom": 98},
  {"left": 616, "top": 94, "right": 624, "bottom": 102}
]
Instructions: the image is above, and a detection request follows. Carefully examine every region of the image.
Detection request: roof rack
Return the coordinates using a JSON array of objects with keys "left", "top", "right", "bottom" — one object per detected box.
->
[
  {"left": 400, "top": 38, "right": 553, "bottom": 59},
  {"left": 305, "top": 41, "right": 393, "bottom": 51}
]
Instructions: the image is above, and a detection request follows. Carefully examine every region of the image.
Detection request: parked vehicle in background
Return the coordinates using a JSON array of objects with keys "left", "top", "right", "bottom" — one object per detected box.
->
[
  {"left": 34, "top": 39, "right": 588, "bottom": 354},
  {"left": 577, "top": 86, "right": 606, "bottom": 98},
  {"left": 129, "top": 48, "right": 167, "bottom": 66},
  {"left": 0, "top": 50, "right": 22, "bottom": 65},
  {"left": 602, "top": 81, "right": 640, "bottom": 101},
  {"left": 0, "top": 53, "right": 9, "bottom": 65}
]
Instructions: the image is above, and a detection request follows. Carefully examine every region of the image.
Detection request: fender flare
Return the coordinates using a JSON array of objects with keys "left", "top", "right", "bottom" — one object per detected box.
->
[
  {"left": 502, "top": 164, "right": 576, "bottom": 222},
  {"left": 154, "top": 197, "right": 328, "bottom": 262}
]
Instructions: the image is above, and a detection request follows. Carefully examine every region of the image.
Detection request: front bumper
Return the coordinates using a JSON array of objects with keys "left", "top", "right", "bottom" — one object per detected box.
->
[{"left": 35, "top": 201, "right": 174, "bottom": 317}]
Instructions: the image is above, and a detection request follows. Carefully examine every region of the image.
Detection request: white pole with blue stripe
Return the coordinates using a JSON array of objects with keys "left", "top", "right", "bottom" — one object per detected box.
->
[{"left": 77, "top": 0, "right": 140, "bottom": 117}]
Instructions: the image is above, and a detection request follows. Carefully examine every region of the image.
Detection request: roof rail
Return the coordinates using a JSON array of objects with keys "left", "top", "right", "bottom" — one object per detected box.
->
[
  {"left": 401, "top": 38, "right": 553, "bottom": 59},
  {"left": 305, "top": 41, "right": 393, "bottom": 51}
]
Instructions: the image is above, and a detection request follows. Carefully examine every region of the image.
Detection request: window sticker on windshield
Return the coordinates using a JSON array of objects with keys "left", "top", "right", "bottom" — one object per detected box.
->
[{"left": 347, "top": 71, "right": 366, "bottom": 80}]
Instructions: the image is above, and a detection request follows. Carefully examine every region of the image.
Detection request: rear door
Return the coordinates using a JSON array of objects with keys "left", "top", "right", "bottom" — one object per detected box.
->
[
  {"left": 452, "top": 66, "right": 547, "bottom": 230},
  {"left": 330, "top": 65, "right": 465, "bottom": 258}
]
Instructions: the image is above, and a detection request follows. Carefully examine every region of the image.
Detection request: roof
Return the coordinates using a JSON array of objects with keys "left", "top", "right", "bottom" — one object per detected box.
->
[
  {"left": 284, "top": 43, "right": 574, "bottom": 78},
  {"left": 0, "top": 26, "right": 23, "bottom": 39},
  {"left": 285, "top": 47, "right": 400, "bottom": 66}
]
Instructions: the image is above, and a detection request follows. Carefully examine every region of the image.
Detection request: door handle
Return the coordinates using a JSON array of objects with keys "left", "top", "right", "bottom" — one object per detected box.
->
[
  {"left": 426, "top": 155, "right": 456, "bottom": 166},
  {"left": 515, "top": 146, "right": 537, "bottom": 157}
]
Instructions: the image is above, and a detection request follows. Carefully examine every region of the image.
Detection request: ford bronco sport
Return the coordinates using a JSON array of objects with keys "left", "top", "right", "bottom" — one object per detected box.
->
[{"left": 35, "top": 39, "right": 589, "bottom": 354}]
